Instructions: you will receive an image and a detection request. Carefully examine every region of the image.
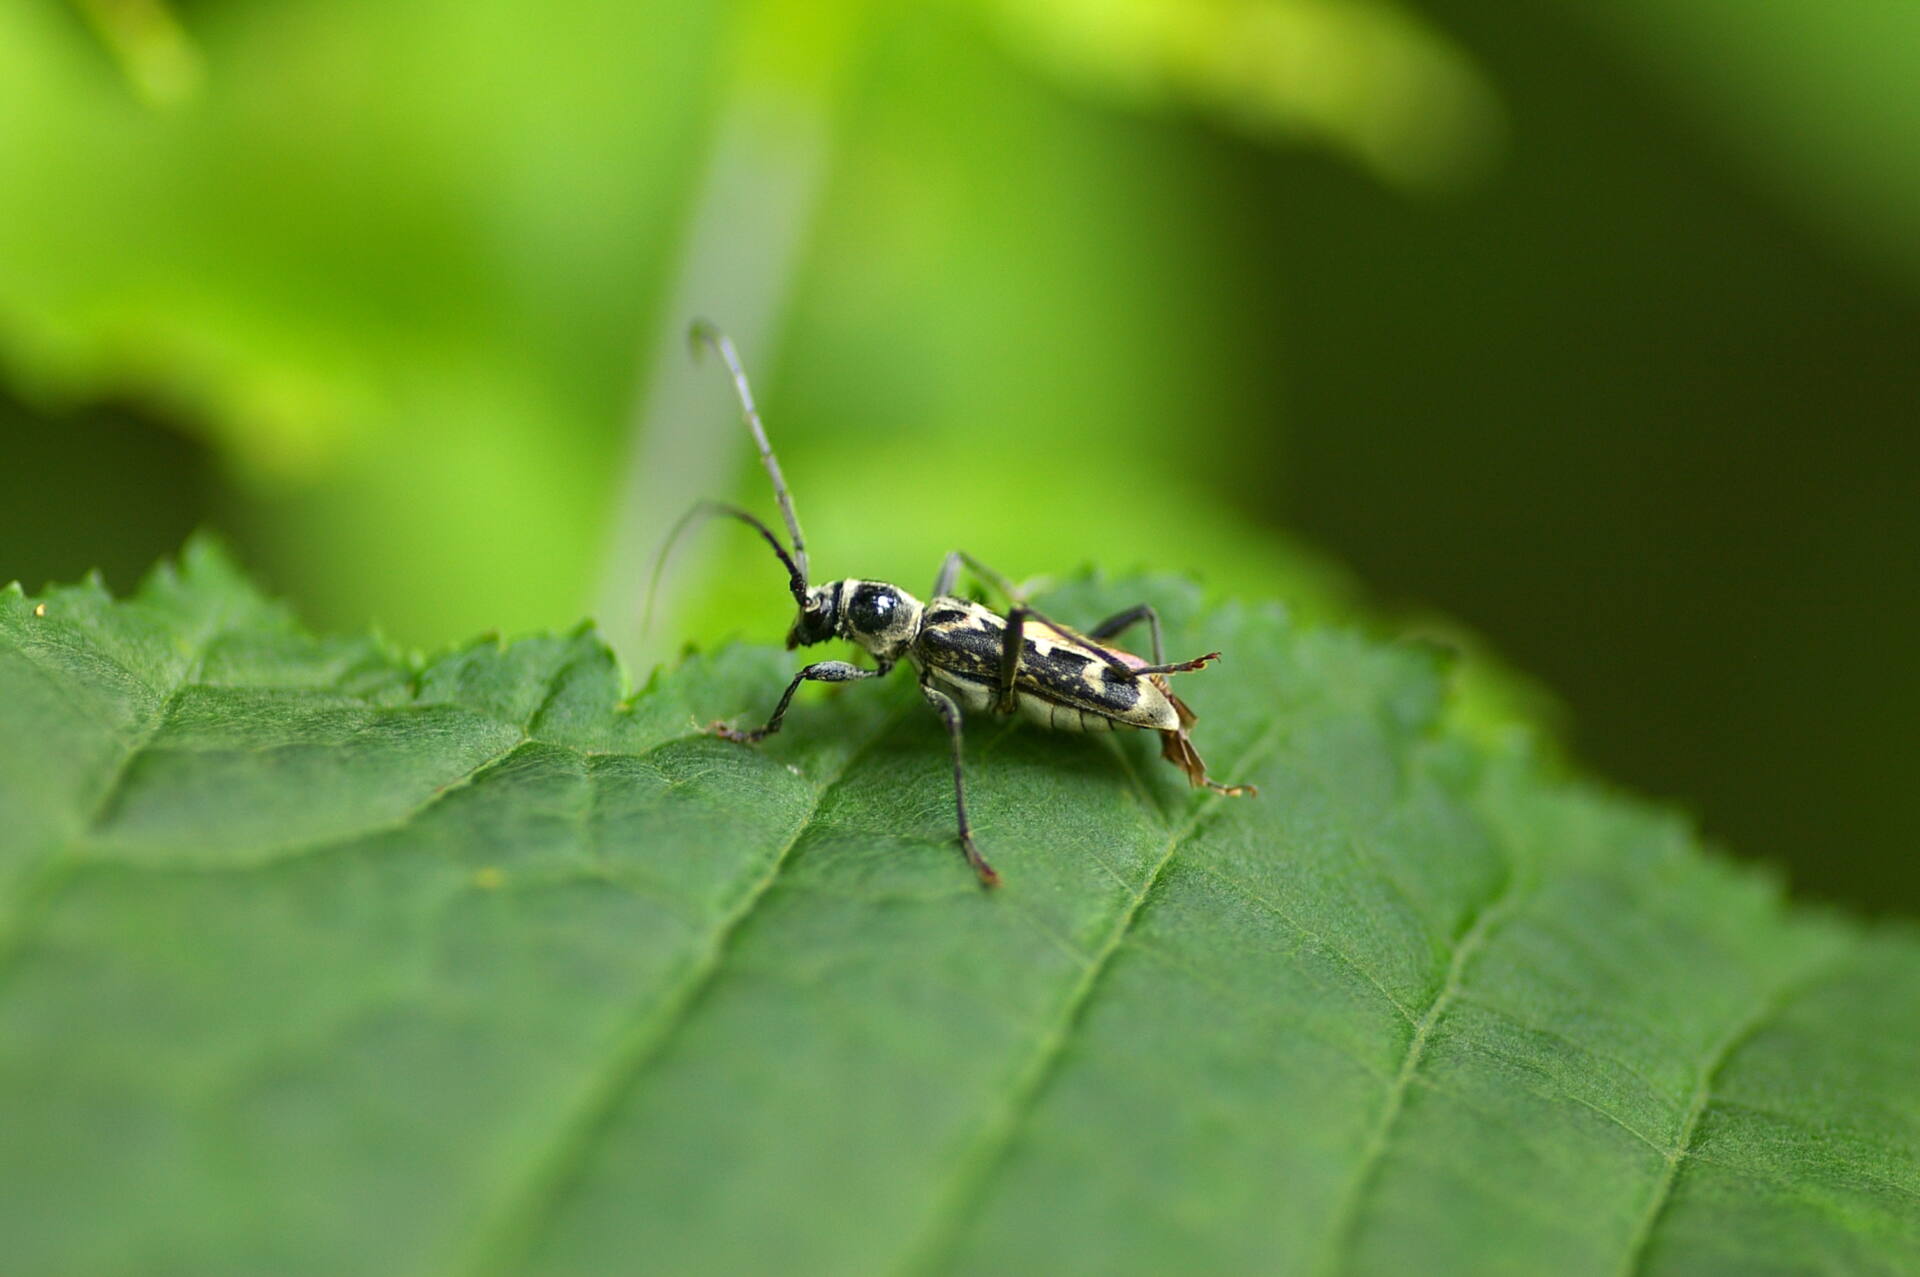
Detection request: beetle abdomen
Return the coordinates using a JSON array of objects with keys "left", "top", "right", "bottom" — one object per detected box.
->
[{"left": 1017, "top": 692, "right": 1123, "bottom": 732}]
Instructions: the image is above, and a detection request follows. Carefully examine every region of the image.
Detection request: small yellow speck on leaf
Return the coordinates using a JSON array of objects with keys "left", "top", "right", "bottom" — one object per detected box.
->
[
  {"left": 33, "top": 603, "right": 46, "bottom": 617},
  {"left": 473, "top": 866, "right": 504, "bottom": 890}
]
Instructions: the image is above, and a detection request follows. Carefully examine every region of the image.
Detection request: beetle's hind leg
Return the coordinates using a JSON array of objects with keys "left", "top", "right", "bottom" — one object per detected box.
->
[
  {"left": 1087, "top": 603, "right": 1165, "bottom": 663},
  {"left": 1087, "top": 603, "right": 1220, "bottom": 675},
  {"left": 1130, "top": 652, "right": 1222, "bottom": 677},
  {"left": 919, "top": 680, "right": 1001, "bottom": 887},
  {"left": 1160, "top": 722, "right": 1257, "bottom": 798},
  {"left": 1155, "top": 689, "right": 1255, "bottom": 797}
]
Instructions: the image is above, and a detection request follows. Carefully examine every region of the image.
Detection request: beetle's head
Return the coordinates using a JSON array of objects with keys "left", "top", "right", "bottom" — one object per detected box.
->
[
  {"left": 786, "top": 585, "right": 839, "bottom": 650},
  {"left": 789, "top": 580, "right": 922, "bottom": 659}
]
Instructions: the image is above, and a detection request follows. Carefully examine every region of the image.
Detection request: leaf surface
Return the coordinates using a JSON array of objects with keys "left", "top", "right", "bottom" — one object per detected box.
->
[{"left": 1, "top": 543, "right": 1915, "bottom": 1276}]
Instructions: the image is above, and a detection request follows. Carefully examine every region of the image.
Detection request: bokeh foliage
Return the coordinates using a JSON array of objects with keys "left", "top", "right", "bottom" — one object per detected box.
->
[
  {"left": 4, "top": 0, "right": 1920, "bottom": 911},
  {"left": 1, "top": 0, "right": 1473, "bottom": 648}
]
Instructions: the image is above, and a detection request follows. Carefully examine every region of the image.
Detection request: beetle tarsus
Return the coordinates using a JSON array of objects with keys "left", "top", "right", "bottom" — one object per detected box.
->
[
  {"left": 962, "top": 834, "right": 1001, "bottom": 888},
  {"left": 1133, "top": 651, "right": 1221, "bottom": 676}
]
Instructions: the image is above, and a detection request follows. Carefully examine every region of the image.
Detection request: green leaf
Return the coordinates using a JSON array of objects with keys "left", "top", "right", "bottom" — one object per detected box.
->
[{"left": 2, "top": 542, "right": 1916, "bottom": 1276}]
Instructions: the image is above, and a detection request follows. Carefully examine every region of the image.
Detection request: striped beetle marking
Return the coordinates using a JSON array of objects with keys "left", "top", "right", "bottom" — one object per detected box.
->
[{"left": 657, "top": 322, "right": 1253, "bottom": 887}]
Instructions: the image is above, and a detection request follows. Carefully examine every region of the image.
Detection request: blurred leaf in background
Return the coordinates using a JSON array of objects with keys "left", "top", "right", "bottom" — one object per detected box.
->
[
  {"left": 984, "top": 0, "right": 1501, "bottom": 192},
  {"left": 4, "top": 0, "right": 1920, "bottom": 913},
  {"left": 1224, "top": 0, "right": 1920, "bottom": 915},
  {"left": 0, "top": 0, "right": 1484, "bottom": 651},
  {"left": 1565, "top": 0, "right": 1920, "bottom": 291},
  {"left": 0, "top": 0, "right": 728, "bottom": 639}
]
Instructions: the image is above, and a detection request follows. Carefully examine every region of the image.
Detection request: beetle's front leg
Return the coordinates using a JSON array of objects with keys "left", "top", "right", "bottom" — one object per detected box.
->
[{"left": 711, "top": 660, "right": 888, "bottom": 743}]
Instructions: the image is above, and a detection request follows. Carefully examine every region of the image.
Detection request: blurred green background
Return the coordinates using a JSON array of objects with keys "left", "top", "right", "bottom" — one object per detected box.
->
[{"left": 3, "top": 0, "right": 1918, "bottom": 911}]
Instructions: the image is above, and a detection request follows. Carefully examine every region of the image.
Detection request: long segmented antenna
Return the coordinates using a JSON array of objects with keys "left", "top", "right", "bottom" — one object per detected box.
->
[
  {"left": 688, "top": 320, "right": 809, "bottom": 586},
  {"left": 642, "top": 499, "right": 808, "bottom": 635}
]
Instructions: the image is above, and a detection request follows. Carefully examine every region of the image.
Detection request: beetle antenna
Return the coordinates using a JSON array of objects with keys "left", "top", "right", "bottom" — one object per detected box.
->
[
  {"left": 688, "top": 320, "right": 809, "bottom": 586},
  {"left": 643, "top": 500, "right": 809, "bottom": 635}
]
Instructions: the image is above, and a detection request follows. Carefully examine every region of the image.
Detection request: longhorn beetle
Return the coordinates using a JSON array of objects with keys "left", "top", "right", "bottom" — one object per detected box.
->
[{"left": 660, "top": 321, "right": 1254, "bottom": 887}]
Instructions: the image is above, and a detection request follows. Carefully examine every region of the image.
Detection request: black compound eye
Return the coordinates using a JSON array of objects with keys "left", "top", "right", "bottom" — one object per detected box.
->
[
  {"left": 786, "top": 595, "right": 837, "bottom": 649},
  {"left": 848, "top": 584, "right": 897, "bottom": 633}
]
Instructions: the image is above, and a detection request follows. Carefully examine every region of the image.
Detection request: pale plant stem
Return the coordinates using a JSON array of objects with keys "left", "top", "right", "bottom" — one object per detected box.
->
[{"left": 594, "top": 80, "right": 833, "bottom": 673}]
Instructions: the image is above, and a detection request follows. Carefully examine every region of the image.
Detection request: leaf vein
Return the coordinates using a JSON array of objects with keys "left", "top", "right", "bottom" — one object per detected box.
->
[
  {"left": 1454, "top": 990, "right": 1685, "bottom": 1102},
  {"left": 1614, "top": 936, "right": 1859, "bottom": 1277},
  {"left": 1411, "top": 1068, "right": 1665, "bottom": 1158},
  {"left": 1313, "top": 859, "right": 1528, "bottom": 1275},
  {"left": 1683, "top": 1149, "right": 1920, "bottom": 1209},
  {"left": 76, "top": 735, "right": 536, "bottom": 875},
  {"left": 1125, "top": 935, "right": 1394, "bottom": 1085},
  {"left": 1187, "top": 861, "right": 1419, "bottom": 1026},
  {"left": 896, "top": 720, "right": 1287, "bottom": 1276},
  {"left": 0, "top": 593, "right": 246, "bottom": 990},
  {"left": 458, "top": 706, "right": 911, "bottom": 1277}
]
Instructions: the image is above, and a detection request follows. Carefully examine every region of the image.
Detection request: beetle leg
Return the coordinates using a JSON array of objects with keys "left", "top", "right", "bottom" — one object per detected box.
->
[
  {"left": 919, "top": 680, "right": 1000, "bottom": 887},
  {"left": 933, "top": 549, "right": 1013, "bottom": 600},
  {"left": 1161, "top": 716, "right": 1257, "bottom": 797},
  {"left": 1128, "top": 652, "right": 1221, "bottom": 676},
  {"left": 933, "top": 551, "right": 1049, "bottom": 606},
  {"left": 1006, "top": 601, "right": 1139, "bottom": 677},
  {"left": 931, "top": 550, "right": 964, "bottom": 598},
  {"left": 995, "top": 607, "right": 1028, "bottom": 715},
  {"left": 959, "top": 551, "right": 1024, "bottom": 602},
  {"left": 940, "top": 559, "right": 1179, "bottom": 680},
  {"left": 710, "top": 660, "right": 886, "bottom": 743},
  {"left": 1087, "top": 604, "right": 1219, "bottom": 675},
  {"left": 1087, "top": 603, "right": 1165, "bottom": 664}
]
